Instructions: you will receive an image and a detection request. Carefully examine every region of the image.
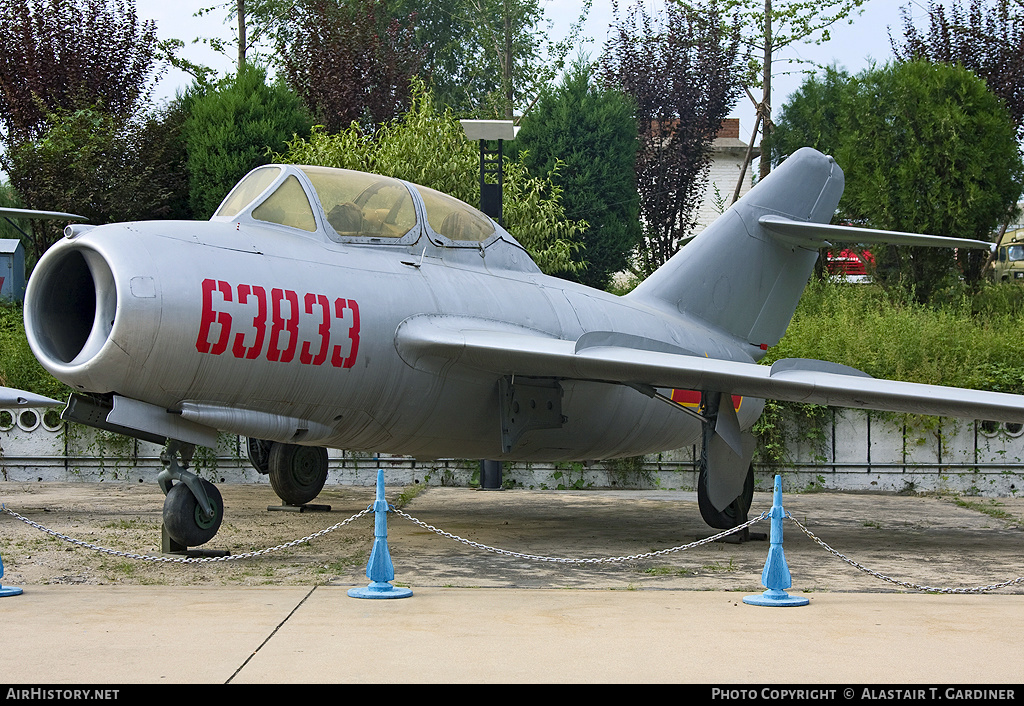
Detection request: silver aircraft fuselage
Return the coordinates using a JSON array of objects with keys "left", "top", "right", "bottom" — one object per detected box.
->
[{"left": 24, "top": 176, "right": 760, "bottom": 462}]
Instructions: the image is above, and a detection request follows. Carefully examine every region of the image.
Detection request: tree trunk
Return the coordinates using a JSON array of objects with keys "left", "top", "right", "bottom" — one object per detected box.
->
[
  {"left": 759, "top": 0, "right": 772, "bottom": 180},
  {"left": 237, "top": 0, "right": 247, "bottom": 70}
]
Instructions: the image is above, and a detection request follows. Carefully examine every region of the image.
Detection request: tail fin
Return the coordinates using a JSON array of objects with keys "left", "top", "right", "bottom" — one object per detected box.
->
[{"left": 627, "top": 147, "right": 844, "bottom": 348}]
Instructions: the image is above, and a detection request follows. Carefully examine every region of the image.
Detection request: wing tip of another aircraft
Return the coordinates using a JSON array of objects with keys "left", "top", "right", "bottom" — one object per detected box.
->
[{"left": 0, "top": 387, "right": 63, "bottom": 408}]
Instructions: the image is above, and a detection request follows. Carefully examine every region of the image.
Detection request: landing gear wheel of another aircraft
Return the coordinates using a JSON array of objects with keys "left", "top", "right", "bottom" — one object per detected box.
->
[
  {"left": 697, "top": 462, "right": 754, "bottom": 530},
  {"left": 268, "top": 443, "right": 329, "bottom": 506},
  {"left": 245, "top": 437, "right": 272, "bottom": 474},
  {"left": 163, "top": 479, "right": 224, "bottom": 547}
]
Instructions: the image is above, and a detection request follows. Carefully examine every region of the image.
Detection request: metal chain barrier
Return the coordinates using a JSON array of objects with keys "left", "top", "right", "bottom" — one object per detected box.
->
[
  {"left": 389, "top": 505, "right": 769, "bottom": 564},
  {"left": 7, "top": 496, "right": 1022, "bottom": 593},
  {"left": 786, "top": 512, "right": 1024, "bottom": 594},
  {"left": 1, "top": 504, "right": 372, "bottom": 564}
]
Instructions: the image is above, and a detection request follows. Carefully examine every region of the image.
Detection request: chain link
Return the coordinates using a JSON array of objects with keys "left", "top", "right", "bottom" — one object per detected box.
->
[
  {"left": 388, "top": 505, "right": 768, "bottom": 564},
  {"left": 1, "top": 504, "right": 373, "bottom": 564},
  {"left": 786, "top": 512, "right": 1024, "bottom": 594}
]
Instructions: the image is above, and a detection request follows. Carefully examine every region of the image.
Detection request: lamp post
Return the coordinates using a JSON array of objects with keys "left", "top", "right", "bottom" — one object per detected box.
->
[
  {"left": 459, "top": 120, "right": 519, "bottom": 226},
  {"left": 459, "top": 120, "right": 519, "bottom": 489}
]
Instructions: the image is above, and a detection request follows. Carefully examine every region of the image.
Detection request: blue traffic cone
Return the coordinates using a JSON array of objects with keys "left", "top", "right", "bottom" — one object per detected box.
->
[
  {"left": 0, "top": 547, "right": 23, "bottom": 597},
  {"left": 348, "top": 470, "right": 413, "bottom": 599},
  {"left": 743, "top": 475, "right": 808, "bottom": 607}
]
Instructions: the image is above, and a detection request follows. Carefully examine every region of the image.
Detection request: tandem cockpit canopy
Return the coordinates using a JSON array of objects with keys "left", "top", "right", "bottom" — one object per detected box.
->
[{"left": 213, "top": 164, "right": 497, "bottom": 245}]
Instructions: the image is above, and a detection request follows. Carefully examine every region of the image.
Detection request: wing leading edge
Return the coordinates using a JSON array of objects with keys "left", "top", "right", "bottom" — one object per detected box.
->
[{"left": 396, "top": 316, "right": 1024, "bottom": 424}]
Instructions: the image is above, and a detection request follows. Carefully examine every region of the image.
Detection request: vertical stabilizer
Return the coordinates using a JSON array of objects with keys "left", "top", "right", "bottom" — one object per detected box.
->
[{"left": 627, "top": 148, "right": 844, "bottom": 348}]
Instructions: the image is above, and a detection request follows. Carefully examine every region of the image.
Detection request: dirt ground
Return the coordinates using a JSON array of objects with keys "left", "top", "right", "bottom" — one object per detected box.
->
[{"left": 2, "top": 481, "right": 1024, "bottom": 594}]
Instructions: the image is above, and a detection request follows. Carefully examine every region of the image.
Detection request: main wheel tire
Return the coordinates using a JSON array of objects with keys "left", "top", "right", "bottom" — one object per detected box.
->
[
  {"left": 697, "top": 462, "right": 754, "bottom": 530},
  {"left": 268, "top": 443, "right": 328, "bottom": 506},
  {"left": 163, "top": 479, "right": 224, "bottom": 547}
]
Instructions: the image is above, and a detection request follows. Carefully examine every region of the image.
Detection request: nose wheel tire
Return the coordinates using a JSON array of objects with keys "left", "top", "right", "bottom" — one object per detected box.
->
[
  {"left": 697, "top": 463, "right": 754, "bottom": 530},
  {"left": 162, "top": 479, "right": 224, "bottom": 547},
  {"left": 268, "top": 443, "right": 329, "bottom": 506}
]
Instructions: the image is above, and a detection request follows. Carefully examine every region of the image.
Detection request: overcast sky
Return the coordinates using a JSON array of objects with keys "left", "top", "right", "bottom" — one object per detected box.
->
[{"left": 137, "top": 0, "right": 931, "bottom": 143}]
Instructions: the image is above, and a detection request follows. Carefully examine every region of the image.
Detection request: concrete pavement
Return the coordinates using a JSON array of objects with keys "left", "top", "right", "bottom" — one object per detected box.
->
[
  {"left": 2, "top": 484, "right": 1024, "bottom": 684},
  {"left": 2, "top": 586, "right": 1024, "bottom": 684}
]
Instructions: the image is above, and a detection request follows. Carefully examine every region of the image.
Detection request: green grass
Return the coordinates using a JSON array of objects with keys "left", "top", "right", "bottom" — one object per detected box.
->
[
  {"left": 767, "top": 279, "right": 1024, "bottom": 393},
  {"left": 951, "top": 498, "right": 1017, "bottom": 523}
]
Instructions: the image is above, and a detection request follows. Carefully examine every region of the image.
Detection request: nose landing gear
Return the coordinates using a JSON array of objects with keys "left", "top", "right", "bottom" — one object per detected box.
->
[{"left": 158, "top": 440, "right": 224, "bottom": 551}]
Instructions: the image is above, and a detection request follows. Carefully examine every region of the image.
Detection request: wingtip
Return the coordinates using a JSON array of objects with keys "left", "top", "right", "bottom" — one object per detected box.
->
[{"left": 0, "top": 387, "right": 63, "bottom": 408}]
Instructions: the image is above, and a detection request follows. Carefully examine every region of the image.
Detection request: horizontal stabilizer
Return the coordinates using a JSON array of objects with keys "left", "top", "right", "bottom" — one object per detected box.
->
[{"left": 759, "top": 215, "right": 992, "bottom": 250}]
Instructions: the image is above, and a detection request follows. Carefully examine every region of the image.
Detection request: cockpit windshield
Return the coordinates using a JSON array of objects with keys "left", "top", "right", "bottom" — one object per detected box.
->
[
  {"left": 300, "top": 166, "right": 416, "bottom": 239},
  {"left": 414, "top": 184, "right": 496, "bottom": 242},
  {"left": 215, "top": 166, "right": 282, "bottom": 218},
  {"left": 216, "top": 164, "right": 498, "bottom": 246}
]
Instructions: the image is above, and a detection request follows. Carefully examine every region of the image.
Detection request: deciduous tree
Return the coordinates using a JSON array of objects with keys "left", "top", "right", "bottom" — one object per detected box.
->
[
  {"left": 601, "top": 0, "right": 744, "bottom": 276},
  {"left": 892, "top": 0, "right": 1024, "bottom": 140},
  {"left": 277, "top": 0, "right": 422, "bottom": 132},
  {"left": 0, "top": 0, "right": 160, "bottom": 143}
]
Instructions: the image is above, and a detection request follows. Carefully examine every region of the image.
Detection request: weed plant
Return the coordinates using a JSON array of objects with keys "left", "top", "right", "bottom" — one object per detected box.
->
[
  {"left": 0, "top": 303, "right": 70, "bottom": 400},
  {"left": 755, "top": 279, "right": 1024, "bottom": 463}
]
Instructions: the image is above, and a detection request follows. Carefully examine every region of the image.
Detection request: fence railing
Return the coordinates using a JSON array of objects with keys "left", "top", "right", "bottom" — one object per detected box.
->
[{"left": 1, "top": 407, "right": 1022, "bottom": 495}]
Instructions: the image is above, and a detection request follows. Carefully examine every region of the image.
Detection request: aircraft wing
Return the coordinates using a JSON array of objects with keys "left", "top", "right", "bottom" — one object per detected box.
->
[
  {"left": 396, "top": 316, "right": 1024, "bottom": 423},
  {"left": 0, "top": 207, "right": 88, "bottom": 222}
]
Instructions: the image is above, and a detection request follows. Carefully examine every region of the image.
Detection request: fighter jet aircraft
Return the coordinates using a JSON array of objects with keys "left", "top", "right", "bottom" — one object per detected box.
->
[{"left": 11, "top": 147, "right": 1024, "bottom": 547}]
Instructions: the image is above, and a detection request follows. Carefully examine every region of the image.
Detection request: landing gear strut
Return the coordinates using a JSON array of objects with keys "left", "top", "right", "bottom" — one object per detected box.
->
[
  {"left": 158, "top": 440, "right": 224, "bottom": 549},
  {"left": 697, "top": 462, "right": 754, "bottom": 530}
]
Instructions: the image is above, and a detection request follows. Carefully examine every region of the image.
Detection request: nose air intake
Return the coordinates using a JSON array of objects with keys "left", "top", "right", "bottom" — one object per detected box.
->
[{"left": 25, "top": 246, "right": 117, "bottom": 368}]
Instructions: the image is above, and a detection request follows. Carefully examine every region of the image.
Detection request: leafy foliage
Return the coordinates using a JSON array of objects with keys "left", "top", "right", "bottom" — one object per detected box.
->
[
  {"left": 183, "top": 64, "right": 312, "bottom": 218},
  {"left": 513, "top": 59, "right": 640, "bottom": 289},
  {"left": 678, "top": 0, "right": 868, "bottom": 179},
  {"left": 753, "top": 278, "right": 1024, "bottom": 463},
  {"left": 0, "top": 0, "right": 160, "bottom": 143},
  {"left": 766, "top": 65, "right": 852, "bottom": 163},
  {"left": 278, "top": 0, "right": 423, "bottom": 132},
  {"left": 276, "top": 80, "right": 585, "bottom": 274},
  {"left": 766, "top": 279, "right": 1024, "bottom": 394},
  {"left": 386, "top": 0, "right": 549, "bottom": 116},
  {"left": 893, "top": 0, "right": 1024, "bottom": 139},
  {"left": 5, "top": 106, "right": 189, "bottom": 265},
  {"left": 837, "top": 61, "right": 1024, "bottom": 298},
  {"left": 601, "top": 0, "right": 745, "bottom": 275},
  {"left": 0, "top": 182, "right": 25, "bottom": 241},
  {"left": 0, "top": 303, "right": 69, "bottom": 400},
  {"left": 194, "top": 0, "right": 295, "bottom": 69},
  {"left": 770, "top": 61, "right": 1024, "bottom": 302}
]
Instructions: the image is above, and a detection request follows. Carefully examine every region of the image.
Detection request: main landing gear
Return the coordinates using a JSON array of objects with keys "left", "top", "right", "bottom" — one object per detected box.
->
[
  {"left": 246, "top": 438, "right": 329, "bottom": 507},
  {"left": 693, "top": 390, "right": 764, "bottom": 543},
  {"left": 697, "top": 462, "right": 754, "bottom": 530}
]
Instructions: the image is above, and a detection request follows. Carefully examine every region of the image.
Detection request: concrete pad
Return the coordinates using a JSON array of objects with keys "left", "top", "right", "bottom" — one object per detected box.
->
[
  {"left": 2, "top": 586, "right": 1023, "bottom": 683},
  {"left": 1, "top": 586, "right": 312, "bottom": 683}
]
